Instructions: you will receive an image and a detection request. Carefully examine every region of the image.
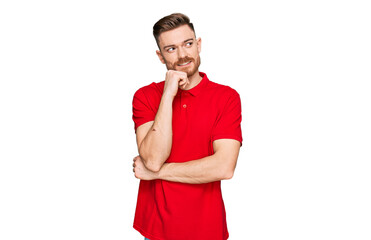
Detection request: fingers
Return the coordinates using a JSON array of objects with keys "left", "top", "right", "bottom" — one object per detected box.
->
[
  {"left": 179, "top": 76, "right": 189, "bottom": 84},
  {"left": 164, "top": 70, "right": 191, "bottom": 97},
  {"left": 178, "top": 76, "right": 189, "bottom": 90},
  {"left": 133, "top": 156, "right": 138, "bottom": 174},
  {"left": 166, "top": 70, "right": 188, "bottom": 84},
  {"left": 179, "top": 81, "right": 188, "bottom": 89}
]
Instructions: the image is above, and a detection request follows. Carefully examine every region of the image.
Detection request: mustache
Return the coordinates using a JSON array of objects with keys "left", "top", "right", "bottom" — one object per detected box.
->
[{"left": 175, "top": 56, "right": 194, "bottom": 65}]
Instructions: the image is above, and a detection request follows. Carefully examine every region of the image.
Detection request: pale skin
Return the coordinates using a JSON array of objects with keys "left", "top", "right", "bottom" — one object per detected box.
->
[
  {"left": 136, "top": 70, "right": 189, "bottom": 172},
  {"left": 133, "top": 25, "right": 241, "bottom": 184}
]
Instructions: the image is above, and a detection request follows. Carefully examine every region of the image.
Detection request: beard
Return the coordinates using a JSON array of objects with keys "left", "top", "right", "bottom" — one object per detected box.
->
[{"left": 164, "top": 55, "right": 201, "bottom": 77}]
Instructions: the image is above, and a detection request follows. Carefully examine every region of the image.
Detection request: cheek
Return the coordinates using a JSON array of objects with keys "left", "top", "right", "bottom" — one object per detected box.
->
[
  {"left": 191, "top": 48, "right": 200, "bottom": 57},
  {"left": 164, "top": 55, "right": 176, "bottom": 64}
]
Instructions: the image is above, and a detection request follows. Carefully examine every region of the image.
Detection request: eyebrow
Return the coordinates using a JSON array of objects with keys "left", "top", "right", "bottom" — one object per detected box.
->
[{"left": 163, "top": 38, "right": 194, "bottom": 50}]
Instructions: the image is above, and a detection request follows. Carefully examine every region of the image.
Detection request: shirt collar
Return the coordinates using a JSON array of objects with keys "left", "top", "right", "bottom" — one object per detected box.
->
[{"left": 178, "top": 72, "right": 209, "bottom": 97}]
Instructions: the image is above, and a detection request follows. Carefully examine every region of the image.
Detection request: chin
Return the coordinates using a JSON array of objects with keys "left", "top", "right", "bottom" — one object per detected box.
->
[
  {"left": 180, "top": 66, "right": 197, "bottom": 77},
  {"left": 187, "top": 67, "right": 199, "bottom": 77},
  {"left": 186, "top": 71, "right": 197, "bottom": 77}
]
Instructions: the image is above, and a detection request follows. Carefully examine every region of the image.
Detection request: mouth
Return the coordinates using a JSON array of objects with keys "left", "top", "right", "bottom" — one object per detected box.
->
[{"left": 177, "top": 61, "right": 192, "bottom": 67}]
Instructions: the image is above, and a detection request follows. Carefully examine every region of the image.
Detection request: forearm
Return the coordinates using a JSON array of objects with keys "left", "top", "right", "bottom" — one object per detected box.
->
[
  {"left": 157, "top": 154, "right": 233, "bottom": 184},
  {"left": 139, "top": 94, "right": 173, "bottom": 171}
]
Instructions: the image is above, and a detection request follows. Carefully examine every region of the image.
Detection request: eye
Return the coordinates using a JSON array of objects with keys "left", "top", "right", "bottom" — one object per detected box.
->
[
  {"left": 186, "top": 42, "right": 193, "bottom": 47},
  {"left": 167, "top": 47, "right": 175, "bottom": 53}
]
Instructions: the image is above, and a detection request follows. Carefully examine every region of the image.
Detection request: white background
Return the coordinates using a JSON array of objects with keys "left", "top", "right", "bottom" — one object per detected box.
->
[{"left": 1, "top": 0, "right": 370, "bottom": 239}]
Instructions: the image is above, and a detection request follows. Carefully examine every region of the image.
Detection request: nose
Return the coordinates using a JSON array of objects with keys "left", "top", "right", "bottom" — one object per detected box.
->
[{"left": 177, "top": 46, "right": 187, "bottom": 59}]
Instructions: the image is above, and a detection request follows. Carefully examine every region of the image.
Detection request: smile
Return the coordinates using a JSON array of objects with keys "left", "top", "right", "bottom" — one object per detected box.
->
[{"left": 177, "top": 61, "right": 191, "bottom": 66}]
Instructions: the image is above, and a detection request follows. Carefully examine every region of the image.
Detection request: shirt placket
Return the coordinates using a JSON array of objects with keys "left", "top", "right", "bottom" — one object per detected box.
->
[{"left": 180, "top": 91, "right": 189, "bottom": 123}]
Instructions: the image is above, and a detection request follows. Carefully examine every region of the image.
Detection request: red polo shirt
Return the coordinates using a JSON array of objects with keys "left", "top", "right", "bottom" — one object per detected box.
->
[{"left": 132, "top": 72, "right": 242, "bottom": 240}]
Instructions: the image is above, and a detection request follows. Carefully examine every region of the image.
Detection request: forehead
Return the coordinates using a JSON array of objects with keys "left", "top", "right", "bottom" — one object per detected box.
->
[{"left": 158, "top": 25, "right": 195, "bottom": 47}]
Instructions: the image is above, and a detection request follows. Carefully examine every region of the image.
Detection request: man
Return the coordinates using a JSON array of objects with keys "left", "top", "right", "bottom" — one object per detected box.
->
[{"left": 132, "top": 13, "right": 242, "bottom": 240}]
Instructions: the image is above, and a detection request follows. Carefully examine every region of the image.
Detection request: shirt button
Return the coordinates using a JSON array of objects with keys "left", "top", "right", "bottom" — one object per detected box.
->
[{"left": 183, "top": 104, "right": 187, "bottom": 108}]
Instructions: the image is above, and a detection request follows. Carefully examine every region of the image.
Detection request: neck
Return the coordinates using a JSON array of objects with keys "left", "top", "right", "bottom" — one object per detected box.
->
[{"left": 184, "top": 70, "right": 202, "bottom": 90}]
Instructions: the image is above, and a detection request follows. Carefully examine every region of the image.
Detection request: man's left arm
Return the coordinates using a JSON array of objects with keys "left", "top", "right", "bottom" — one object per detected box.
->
[{"left": 133, "top": 138, "right": 241, "bottom": 184}]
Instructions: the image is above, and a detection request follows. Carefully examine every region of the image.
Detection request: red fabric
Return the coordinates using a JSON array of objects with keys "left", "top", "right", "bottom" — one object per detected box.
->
[{"left": 132, "top": 72, "right": 242, "bottom": 240}]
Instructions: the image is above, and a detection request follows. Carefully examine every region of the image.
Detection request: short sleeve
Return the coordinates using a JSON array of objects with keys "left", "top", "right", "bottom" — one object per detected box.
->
[
  {"left": 211, "top": 89, "right": 243, "bottom": 145},
  {"left": 132, "top": 88, "right": 156, "bottom": 132}
]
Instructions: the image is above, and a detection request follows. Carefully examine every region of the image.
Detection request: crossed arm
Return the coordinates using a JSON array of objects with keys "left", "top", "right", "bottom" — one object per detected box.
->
[{"left": 134, "top": 120, "right": 241, "bottom": 184}]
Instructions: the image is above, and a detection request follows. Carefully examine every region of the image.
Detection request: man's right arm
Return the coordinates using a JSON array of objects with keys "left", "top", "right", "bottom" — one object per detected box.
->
[
  {"left": 136, "top": 93, "right": 173, "bottom": 172},
  {"left": 136, "top": 70, "right": 189, "bottom": 172}
]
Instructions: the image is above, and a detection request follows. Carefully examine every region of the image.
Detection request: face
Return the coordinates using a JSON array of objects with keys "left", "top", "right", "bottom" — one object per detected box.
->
[{"left": 156, "top": 25, "right": 201, "bottom": 77}]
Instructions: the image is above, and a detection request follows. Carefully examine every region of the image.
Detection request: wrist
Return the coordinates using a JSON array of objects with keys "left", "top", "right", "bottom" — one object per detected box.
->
[
  {"left": 150, "top": 170, "right": 160, "bottom": 180},
  {"left": 162, "top": 91, "right": 176, "bottom": 101},
  {"left": 157, "top": 163, "right": 168, "bottom": 180}
]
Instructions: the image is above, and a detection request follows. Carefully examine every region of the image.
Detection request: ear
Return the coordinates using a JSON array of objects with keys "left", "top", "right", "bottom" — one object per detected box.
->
[
  {"left": 156, "top": 50, "right": 166, "bottom": 64},
  {"left": 196, "top": 37, "right": 202, "bottom": 53}
]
